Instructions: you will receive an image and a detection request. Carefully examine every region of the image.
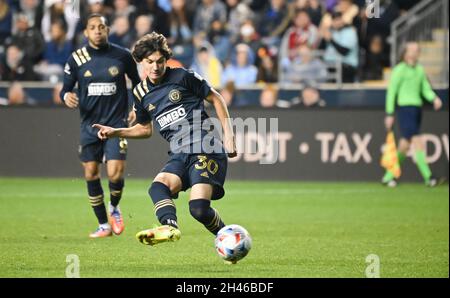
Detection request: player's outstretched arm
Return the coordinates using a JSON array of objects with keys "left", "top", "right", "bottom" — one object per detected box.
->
[
  {"left": 92, "top": 122, "right": 152, "bottom": 140},
  {"left": 206, "top": 88, "right": 237, "bottom": 158}
]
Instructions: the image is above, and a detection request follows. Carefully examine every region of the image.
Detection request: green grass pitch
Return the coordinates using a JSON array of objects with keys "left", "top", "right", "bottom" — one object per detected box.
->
[{"left": 0, "top": 178, "right": 448, "bottom": 278}]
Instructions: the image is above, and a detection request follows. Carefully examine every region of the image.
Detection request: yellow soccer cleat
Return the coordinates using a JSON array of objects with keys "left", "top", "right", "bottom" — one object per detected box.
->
[{"left": 136, "top": 225, "right": 181, "bottom": 246}]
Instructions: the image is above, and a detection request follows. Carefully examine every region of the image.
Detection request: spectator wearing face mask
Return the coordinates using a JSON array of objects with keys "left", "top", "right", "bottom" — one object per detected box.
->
[
  {"left": 225, "top": 0, "right": 255, "bottom": 44},
  {"left": 235, "top": 20, "right": 264, "bottom": 66}
]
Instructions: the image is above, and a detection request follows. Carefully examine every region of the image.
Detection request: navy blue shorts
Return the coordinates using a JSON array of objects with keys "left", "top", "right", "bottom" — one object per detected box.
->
[
  {"left": 397, "top": 106, "right": 422, "bottom": 140},
  {"left": 161, "top": 153, "right": 228, "bottom": 200},
  {"left": 79, "top": 138, "right": 128, "bottom": 163}
]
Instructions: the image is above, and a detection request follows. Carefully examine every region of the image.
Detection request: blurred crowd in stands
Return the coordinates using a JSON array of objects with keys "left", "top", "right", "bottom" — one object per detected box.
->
[{"left": 0, "top": 0, "right": 422, "bottom": 107}]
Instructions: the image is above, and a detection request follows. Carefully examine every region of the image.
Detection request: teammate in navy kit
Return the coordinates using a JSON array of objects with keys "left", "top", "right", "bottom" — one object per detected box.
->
[
  {"left": 93, "top": 32, "right": 237, "bottom": 246},
  {"left": 60, "top": 14, "right": 141, "bottom": 238}
]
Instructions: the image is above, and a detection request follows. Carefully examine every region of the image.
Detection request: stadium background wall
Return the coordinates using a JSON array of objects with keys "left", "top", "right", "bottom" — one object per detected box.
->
[
  {"left": 0, "top": 87, "right": 448, "bottom": 108},
  {"left": 0, "top": 107, "right": 448, "bottom": 181}
]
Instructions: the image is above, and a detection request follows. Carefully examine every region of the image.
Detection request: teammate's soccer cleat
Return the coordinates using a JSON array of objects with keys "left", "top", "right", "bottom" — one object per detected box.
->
[
  {"left": 109, "top": 204, "right": 124, "bottom": 235},
  {"left": 136, "top": 225, "right": 181, "bottom": 246},
  {"left": 89, "top": 226, "right": 112, "bottom": 238}
]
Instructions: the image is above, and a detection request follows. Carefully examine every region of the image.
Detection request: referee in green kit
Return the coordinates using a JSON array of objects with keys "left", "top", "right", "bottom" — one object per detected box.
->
[{"left": 382, "top": 42, "right": 444, "bottom": 187}]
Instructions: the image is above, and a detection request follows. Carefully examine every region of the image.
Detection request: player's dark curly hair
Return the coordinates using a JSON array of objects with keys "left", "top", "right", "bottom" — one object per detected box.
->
[{"left": 132, "top": 32, "right": 173, "bottom": 63}]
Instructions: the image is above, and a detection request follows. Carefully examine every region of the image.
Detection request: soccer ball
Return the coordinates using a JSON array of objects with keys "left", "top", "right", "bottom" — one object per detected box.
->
[{"left": 215, "top": 224, "right": 252, "bottom": 263}]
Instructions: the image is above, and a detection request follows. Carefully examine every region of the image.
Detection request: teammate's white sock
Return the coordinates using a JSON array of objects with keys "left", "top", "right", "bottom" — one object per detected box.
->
[
  {"left": 109, "top": 202, "right": 120, "bottom": 214},
  {"left": 100, "top": 223, "right": 111, "bottom": 230}
]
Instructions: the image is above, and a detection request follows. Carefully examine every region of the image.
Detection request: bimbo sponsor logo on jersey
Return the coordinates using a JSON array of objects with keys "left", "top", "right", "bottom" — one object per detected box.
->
[
  {"left": 156, "top": 105, "right": 187, "bottom": 129},
  {"left": 88, "top": 83, "right": 117, "bottom": 96}
]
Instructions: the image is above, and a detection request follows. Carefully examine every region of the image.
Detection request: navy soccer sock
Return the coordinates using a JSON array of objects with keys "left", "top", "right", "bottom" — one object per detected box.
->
[
  {"left": 189, "top": 199, "right": 225, "bottom": 235},
  {"left": 87, "top": 179, "right": 108, "bottom": 225},
  {"left": 109, "top": 179, "right": 124, "bottom": 208},
  {"left": 149, "top": 182, "right": 178, "bottom": 228}
]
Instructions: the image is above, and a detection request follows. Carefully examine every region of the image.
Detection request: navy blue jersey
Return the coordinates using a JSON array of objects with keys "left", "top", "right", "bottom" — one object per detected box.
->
[
  {"left": 60, "top": 43, "right": 140, "bottom": 146},
  {"left": 133, "top": 68, "right": 225, "bottom": 154}
]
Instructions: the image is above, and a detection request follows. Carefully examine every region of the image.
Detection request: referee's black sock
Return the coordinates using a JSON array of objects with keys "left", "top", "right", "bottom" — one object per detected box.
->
[
  {"left": 149, "top": 182, "right": 178, "bottom": 228},
  {"left": 189, "top": 199, "right": 225, "bottom": 235},
  {"left": 87, "top": 179, "right": 108, "bottom": 225}
]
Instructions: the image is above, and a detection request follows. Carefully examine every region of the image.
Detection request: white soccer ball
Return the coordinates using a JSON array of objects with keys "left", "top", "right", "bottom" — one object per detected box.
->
[{"left": 215, "top": 224, "right": 252, "bottom": 263}]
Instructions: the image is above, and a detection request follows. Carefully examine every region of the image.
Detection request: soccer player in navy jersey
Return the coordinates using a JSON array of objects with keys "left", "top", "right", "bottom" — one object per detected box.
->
[
  {"left": 93, "top": 32, "right": 237, "bottom": 246},
  {"left": 60, "top": 14, "right": 141, "bottom": 238}
]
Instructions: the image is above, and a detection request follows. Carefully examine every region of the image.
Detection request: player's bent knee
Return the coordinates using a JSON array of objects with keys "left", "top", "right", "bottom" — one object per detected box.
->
[
  {"left": 189, "top": 205, "right": 207, "bottom": 220},
  {"left": 153, "top": 173, "right": 181, "bottom": 194},
  {"left": 83, "top": 163, "right": 100, "bottom": 181},
  {"left": 108, "top": 172, "right": 123, "bottom": 183},
  {"left": 84, "top": 169, "right": 100, "bottom": 181},
  {"left": 189, "top": 199, "right": 211, "bottom": 223}
]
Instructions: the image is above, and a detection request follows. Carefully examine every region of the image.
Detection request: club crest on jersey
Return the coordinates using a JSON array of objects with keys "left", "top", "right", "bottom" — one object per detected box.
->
[
  {"left": 108, "top": 66, "right": 119, "bottom": 77},
  {"left": 169, "top": 89, "right": 182, "bottom": 103}
]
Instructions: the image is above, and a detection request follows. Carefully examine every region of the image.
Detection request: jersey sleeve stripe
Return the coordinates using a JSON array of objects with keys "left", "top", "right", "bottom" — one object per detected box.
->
[
  {"left": 142, "top": 79, "right": 149, "bottom": 93},
  {"left": 72, "top": 52, "right": 82, "bottom": 66},
  {"left": 137, "top": 83, "right": 146, "bottom": 98},
  {"left": 77, "top": 49, "right": 87, "bottom": 64},
  {"left": 133, "top": 87, "right": 142, "bottom": 101},
  {"left": 82, "top": 47, "right": 91, "bottom": 61}
]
